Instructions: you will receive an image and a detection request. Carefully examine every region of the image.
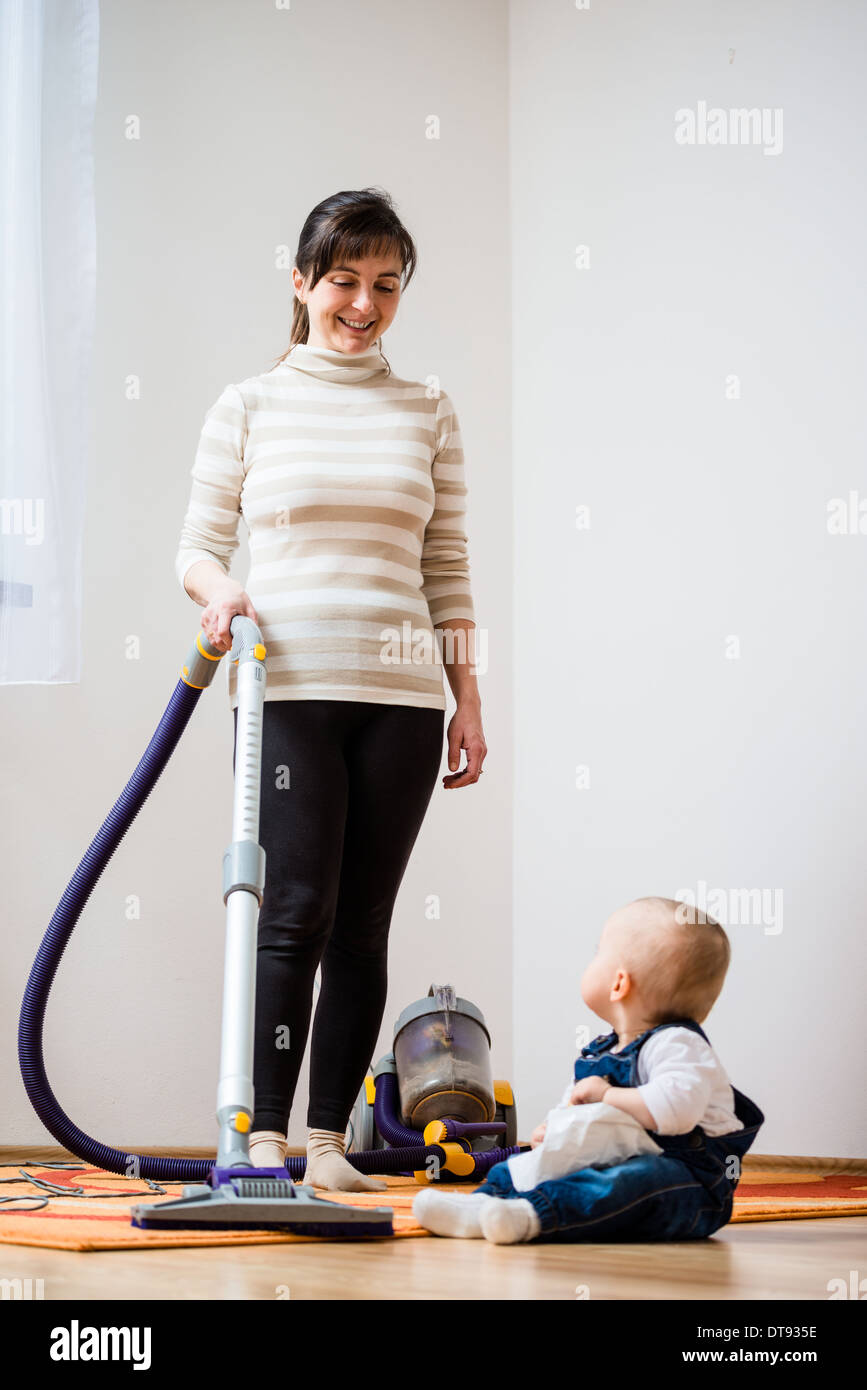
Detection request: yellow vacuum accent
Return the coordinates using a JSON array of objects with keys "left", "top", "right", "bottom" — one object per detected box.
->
[
  {"left": 364, "top": 1075, "right": 376, "bottom": 1105},
  {"left": 413, "top": 1142, "right": 476, "bottom": 1183},
  {"left": 196, "top": 632, "right": 222, "bottom": 660},
  {"left": 493, "top": 1080, "right": 514, "bottom": 1106},
  {"left": 441, "top": 1142, "right": 475, "bottom": 1176},
  {"left": 423, "top": 1120, "right": 448, "bottom": 1144},
  {"left": 233, "top": 1112, "right": 251, "bottom": 1134}
]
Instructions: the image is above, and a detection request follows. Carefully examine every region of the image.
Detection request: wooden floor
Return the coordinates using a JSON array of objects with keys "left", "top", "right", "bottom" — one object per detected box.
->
[{"left": 3, "top": 1217, "right": 865, "bottom": 1301}]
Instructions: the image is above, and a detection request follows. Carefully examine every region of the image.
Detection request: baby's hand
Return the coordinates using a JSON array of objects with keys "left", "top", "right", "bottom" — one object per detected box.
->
[
  {"left": 568, "top": 1076, "right": 610, "bottom": 1105},
  {"left": 529, "top": 1122, "right": 547, "bottom": 1148}
]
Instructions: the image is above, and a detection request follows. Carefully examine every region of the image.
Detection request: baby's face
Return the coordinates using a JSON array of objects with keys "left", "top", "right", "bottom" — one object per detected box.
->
[{"left": 580, "top": 914, "right": 625, "bottom": 1020}]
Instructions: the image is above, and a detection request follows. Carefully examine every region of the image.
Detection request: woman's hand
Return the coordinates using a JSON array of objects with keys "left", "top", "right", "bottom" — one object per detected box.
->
[
  {"left": 443, "top": 699, "right": 487, "bottom": 788},
  {"left": 201, "top": 583, "right": 260, "bottom": 654},
  {"left": 529, "top": 1122, "right": 547, "bottom": 1148}
]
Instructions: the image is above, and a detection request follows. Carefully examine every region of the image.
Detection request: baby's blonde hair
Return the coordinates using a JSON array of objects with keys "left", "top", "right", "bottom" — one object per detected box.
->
[{"left": 622, "top": 896, "right": 731, "bottom": 1025}]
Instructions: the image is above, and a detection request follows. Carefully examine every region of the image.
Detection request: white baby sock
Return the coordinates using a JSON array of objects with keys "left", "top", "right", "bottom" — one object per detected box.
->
[
  {"left": 480, "top": 1197, "right": 541, "bottom": 1244},
  {"left": 303, "top": 1128, "right": 388, "bottom": 1192},
  {"left": 412, "top": 1188, "right": 499, "bottom": 1238},
  {"left": 248, "top": 1129, "right": 288, "bottom": 1169}
]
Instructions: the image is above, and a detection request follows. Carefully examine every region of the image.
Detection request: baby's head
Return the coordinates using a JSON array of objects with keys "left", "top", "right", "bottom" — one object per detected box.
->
[{"left": 581, "top": 896, "right": 730, "bottom": 1031}]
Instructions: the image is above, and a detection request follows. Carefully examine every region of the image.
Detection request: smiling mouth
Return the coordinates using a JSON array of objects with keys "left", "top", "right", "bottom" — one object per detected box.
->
[{"left": 337, "top": 316, "right": 375, "bottom": 331}]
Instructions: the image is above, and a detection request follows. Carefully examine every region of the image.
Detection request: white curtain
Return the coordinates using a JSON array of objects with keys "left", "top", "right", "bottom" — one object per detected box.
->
[{"left": 0, "top": 0, "right": 99, "bottom": 684}]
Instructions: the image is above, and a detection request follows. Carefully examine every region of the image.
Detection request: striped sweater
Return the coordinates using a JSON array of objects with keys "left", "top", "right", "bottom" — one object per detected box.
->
[{"left": 175, "top": 340, "right": 475, "bottom": 711}]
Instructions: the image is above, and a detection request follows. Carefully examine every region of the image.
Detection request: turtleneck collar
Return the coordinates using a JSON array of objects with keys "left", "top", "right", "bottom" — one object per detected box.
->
[{"left": 281, "top": 340, "right": 390, "bottom": 384}]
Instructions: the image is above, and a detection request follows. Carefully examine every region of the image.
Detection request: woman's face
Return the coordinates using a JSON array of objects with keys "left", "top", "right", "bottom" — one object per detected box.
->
[{"left": 293, "top": 253, "right": 403, "bottom": 351}]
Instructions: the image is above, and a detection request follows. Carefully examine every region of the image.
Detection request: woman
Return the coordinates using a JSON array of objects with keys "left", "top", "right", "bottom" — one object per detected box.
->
[{"left": 175, "top": 188, "right": 486, "bottom": 1191}]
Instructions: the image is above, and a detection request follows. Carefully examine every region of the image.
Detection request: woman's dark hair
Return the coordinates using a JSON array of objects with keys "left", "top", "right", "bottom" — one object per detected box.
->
[{"left": 271, "top": 187, "right": 417, "bottom": 374}]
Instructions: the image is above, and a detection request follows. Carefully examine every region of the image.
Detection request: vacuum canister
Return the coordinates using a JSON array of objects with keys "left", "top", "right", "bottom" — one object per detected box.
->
[{"left": 393, "top": 984, "right": 496, "bottom": 1126}]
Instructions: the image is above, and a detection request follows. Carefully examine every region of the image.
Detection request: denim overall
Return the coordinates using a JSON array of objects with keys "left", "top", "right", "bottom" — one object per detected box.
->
[{"left": 476, "top": 1019, "right": 764, "bottom": 1243}]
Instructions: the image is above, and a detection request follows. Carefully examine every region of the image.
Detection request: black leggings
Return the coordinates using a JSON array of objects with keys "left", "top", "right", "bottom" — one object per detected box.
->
[{"left": 232, "top": 699, "right": 444, "bottom": 1134}]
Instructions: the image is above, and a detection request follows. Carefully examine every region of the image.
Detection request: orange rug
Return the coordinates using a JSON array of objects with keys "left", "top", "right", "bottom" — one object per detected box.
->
[
  {"left": 728, "top": 1167, "right": 867, "bottom": 1222},
  {"left": 0, "top": 1163, "right": 864, "bottom": 1251}
]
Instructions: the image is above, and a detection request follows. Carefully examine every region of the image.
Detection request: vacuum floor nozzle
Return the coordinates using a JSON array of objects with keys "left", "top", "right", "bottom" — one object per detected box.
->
[{"left": 130, "top": 1166, "right": 393, "bottom": 1237}]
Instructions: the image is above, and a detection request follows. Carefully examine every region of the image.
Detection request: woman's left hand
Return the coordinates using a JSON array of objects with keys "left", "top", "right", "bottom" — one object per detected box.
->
[{"left": 443, "top": 700, "right": 487, "bottom": 788}]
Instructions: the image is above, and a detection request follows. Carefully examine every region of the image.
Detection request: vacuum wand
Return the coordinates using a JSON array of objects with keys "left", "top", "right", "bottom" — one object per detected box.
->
[
  {"left": 183, "top": 616, "right": 267, "bottom": 1168},
  {"left": 214, "top": 617, "right": 266, "bottom": 1170}
]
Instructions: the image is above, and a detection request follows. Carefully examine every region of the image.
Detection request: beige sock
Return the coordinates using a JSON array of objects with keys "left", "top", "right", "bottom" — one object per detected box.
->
[
  {"left": 303, "top": 1128, "right": 387, "bottom": 1192},
  {"left": 248, "top": 1129, "right": 288, "bottom": 1169}
]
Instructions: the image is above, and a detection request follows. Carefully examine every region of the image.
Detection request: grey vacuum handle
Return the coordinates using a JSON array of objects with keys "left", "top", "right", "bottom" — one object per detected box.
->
[{"left": 227, "top": 613, "right": 264, "bottom": 663}]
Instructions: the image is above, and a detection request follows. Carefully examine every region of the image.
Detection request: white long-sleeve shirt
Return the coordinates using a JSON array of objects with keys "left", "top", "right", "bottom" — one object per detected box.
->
[
  {"left": 175, "top": 341, "right": 475, "bottom": 712},
  {"left": 561, "top": 1027, "right": 743, "bottom": 1137}
]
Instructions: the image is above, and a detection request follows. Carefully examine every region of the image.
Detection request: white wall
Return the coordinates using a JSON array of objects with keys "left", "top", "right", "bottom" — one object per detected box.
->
[
  {"left": 4, "top": 0, "right": 512, "bottom": 1151},
  {"left": 7, "top": 0, "right": 865, "bottom": 1163},
  {"left": 511, "top": 0, "right": 867, "bottom": 1157}
]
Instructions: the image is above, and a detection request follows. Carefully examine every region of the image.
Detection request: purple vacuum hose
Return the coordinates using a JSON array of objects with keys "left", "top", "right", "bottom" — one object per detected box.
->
[{"left": 18, "top": 676, "right": 525, "bottom": 1185}]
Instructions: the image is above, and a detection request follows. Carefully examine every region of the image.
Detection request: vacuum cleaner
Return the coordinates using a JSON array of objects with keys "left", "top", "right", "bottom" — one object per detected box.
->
[
  {"left": 348, "top": 985, "right": 519, "bottom": 1182},
  {"left": 18, "top": 616, "right": 524, "bottom": 1238}
]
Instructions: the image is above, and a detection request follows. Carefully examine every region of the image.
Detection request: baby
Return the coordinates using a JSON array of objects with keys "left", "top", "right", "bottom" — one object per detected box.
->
[{"left": 413, "top": 896, "right": 764, "bottom": 1245}]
